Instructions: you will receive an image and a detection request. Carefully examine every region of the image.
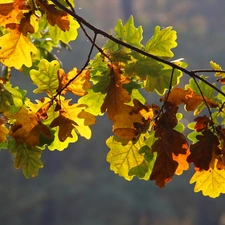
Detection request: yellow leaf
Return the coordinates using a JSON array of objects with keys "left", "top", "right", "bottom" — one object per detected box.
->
[
  {"left": 190, "top": 159, "right": 225, "bottom": 198},
  {"left": 50, "top": 98, "right": 96, "bottom": 141},
  {"left": 8, "top": 107, "right": 52, "bottom": 146},
  {"left": 0, "top": 124, "right": 9, "bottom": 142},
  {"left": 57, "top": 68, "right": 92, "bottom": 96},
  {"left": 0, "top": 25, "right": 37, "bottom": 69},
  {"left": 106, "top": 136, "right": 145, "bottom": 180}
]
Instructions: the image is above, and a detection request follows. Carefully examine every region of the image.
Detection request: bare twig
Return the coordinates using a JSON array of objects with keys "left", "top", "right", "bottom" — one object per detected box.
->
[{"left": 51, "top": 0, "right": 225, "bottom": 99}]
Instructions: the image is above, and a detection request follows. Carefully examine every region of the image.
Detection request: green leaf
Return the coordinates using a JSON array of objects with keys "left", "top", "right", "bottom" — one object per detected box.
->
[
  {"left": 145, "top": 26, "right": 177, "bottom": 58},
  {"left": 78, "top": 88, "right": 106, "bottom": 116},
  {"left": 48, "top": 127, "right": 78, "bottom": 151},
  {"left": 10, "top": 142, "right": 43, "bottom": 178},
  {"left": 49, "top": 16, "right": 79, "bottom": 44},
  {"left": 174, "top": 113, "right": 185, "bottom": 133},
  {"left": 210, "top": 61, "right": 225, "bottom": 76},
  {"left": 0, "top": 82, "right": 26, "bottom": 114},
  {"left": 106, "top": 136, "right": 146, "bottom": 180},
  {"left": 105, "top": 16, "right": 143, "bottom": 53},
  {"left": 115, "top": 16, "right": 143, "bottom": 49},
  {"left": 30, "top": 59, "right": 60, "bottom": 97}
]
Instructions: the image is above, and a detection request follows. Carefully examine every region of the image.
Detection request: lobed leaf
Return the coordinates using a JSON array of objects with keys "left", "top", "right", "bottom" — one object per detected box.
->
[
  {"left": 10, "top": 142, "right": 43, "bottom": 178},
  {"left": 30, "top": 59, "right": 60, "bottom": 97}
]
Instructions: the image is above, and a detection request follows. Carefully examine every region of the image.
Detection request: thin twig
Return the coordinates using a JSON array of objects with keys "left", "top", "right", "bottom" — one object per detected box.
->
[{"left": 51, "top": 0, "right": 225, "bottom": 98}]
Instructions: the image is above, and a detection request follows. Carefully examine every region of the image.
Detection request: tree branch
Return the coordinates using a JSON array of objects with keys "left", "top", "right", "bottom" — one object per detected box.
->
[{"left": 51, "top": 0, "right": 225, "bottom": 98}]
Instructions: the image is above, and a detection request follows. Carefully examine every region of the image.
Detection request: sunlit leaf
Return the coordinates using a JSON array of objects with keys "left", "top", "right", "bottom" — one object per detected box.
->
[
  {"left": 30, "top": 59, "right": 60, "bottom": 97},
  {"left": 10, "top": 141, "right": 43, "bottom": 178}
]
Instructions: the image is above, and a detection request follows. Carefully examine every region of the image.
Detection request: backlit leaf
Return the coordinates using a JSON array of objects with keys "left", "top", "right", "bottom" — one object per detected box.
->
[
  {"left": 8, "top": 107, "right": 52, "bottom": 146},
  {"left": 106, "top": 136, "right": 146, "bottom": 180},
  {"left": 0, "top": 24, "right": 37, "bottom": 69},
  {"left": 57, "top": 68, "right": 91, "bottom": 96},
  {"left": 30, "top": 59, "right": 60, "bottom": 97},
  {"left": 145, "top": 26, "right": 177, "bottom": 58},
  {"left": 190, "top": 159, "right": 225, "bottom": 198},
  {"left": 10, "top": 141, "right": 43, "bottom": 178},
  {"left": 49, "top": 16, "right": 79, "bottom": 44},
  {"left": 161, "top": 87, "right": 218, "bottom": 111}
]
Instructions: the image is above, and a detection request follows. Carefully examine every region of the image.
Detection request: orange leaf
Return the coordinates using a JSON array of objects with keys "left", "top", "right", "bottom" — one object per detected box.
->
[
  {"left": 0, "top": 0, "right": 27, "bottom": 27},
  {"left": 57, "top": 68, "right": 92, "bottom": 96},
  {"left": 101, "top": 63, "right": 131, "bottom": 120},
  {"left": 172, "top": 148, "right": 190, "bottom": 175},
  {"left": 113, "top": 99, "right": 157, "bottom": 140},
  {"left": 161, "top": 87, "right": 218, "bottom": 111},
  {"left": 8, "top": 108, "right": 52, "bottom": 146},
  {"left": 36, "top": 0, "right": 70, "bottom": 31}
]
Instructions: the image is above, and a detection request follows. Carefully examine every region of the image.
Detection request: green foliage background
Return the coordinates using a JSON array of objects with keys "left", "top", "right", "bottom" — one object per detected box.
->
[{"left": 1, "top": 0, "right": 225, "bottom": 225}]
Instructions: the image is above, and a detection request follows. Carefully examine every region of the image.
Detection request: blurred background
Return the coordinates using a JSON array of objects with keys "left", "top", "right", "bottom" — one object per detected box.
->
[{"left": 2, "top": 0, "right": 225, "bottom": 224}]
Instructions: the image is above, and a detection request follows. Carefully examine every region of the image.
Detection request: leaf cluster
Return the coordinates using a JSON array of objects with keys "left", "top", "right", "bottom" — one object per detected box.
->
[{"left": 1, "top": 0, "right": 225, "bottom": 198}]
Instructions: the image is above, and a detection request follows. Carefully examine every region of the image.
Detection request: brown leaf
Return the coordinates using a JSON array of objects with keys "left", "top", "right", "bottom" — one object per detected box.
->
[
  {"left": 50, "top": 113, "right": 77, "bottom": 142},
  {"left": 150, "top": 104, "right": 189, "bottom": 187},
  {"left": 113, "top": 99, "right": 158, "bottom": 140},
  {"left": 150, "top": 128, "right": 189, "bottom": 187},
  {"left": 101, "top": 63, "right": 131, "bottom": 120},
  {"left": 36, "top": 0, "right": 69, "bottom": 31},
  {"left": 187, "top": 130, "right": 220, "bottom": 171},
  {"left": 194, "top": 115, "right": 211, "bottom": 132},
  {"left": 9, "top": 108, "right": 52, "bottom": 146}
]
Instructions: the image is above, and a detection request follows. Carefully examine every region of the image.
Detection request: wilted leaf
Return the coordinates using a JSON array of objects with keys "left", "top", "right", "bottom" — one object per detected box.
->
[{"left": 50, "top": 98, "right": 96, "bottom": 142}]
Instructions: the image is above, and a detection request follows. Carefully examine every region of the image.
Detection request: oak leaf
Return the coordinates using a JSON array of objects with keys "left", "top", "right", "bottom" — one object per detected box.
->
[
  {"left": 150, "top": 103, "right": 189, "bottom": 187},
  {"left": 161, "top": 87, "right": 218, "bottom": 111},
  {"left": 10, "top": 142, "right": 43, "bottom": 178},
  {"left": 106, "top": 136, "right": 146, "bottom": 180},
  {"left": 0, "top": 0, "right": 28, "bottom": 27},
  {"left": 0, "top": 24, "right": 37, "bottom": 69},
  {"left": 113, "top": 99, "right": 157, "bottom": 140},
  {"left": 190, "top": 159, "right": 225, "bottom": 198},
  {"left": 101, "top": 63, "right": 131, "bottom": 120},
  {"left": 187, "top": 130, "right": 220, "bottom": 171},
  {"left": 8, "top": 107, "right": 52, "bottom": 146},
  {"left": 50, "top": 99, "right": 96, "bottom": 142},
  {"left": 36, "top": 0, "right": 70, "bottom": 31},
  {"left": 57, "top": 68, "right": 92, "bottom": 96}
]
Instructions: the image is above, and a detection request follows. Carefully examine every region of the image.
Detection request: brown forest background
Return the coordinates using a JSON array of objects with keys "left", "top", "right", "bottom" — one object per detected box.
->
[{"left": 1, "top": 1, "right": 225, "bottom": 225}]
